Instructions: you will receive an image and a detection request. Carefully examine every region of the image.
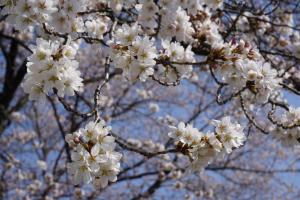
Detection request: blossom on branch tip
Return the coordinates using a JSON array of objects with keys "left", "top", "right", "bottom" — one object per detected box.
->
[
  {"left": 212, "top": 117, "right": 246, "bottom": 153},
  {"left": 65, "top": 120, "right": 121, "bottom": 187},
  {"left": 212, "top": 40, "right": 281, "bottom": 103},
  {"left": 168, "top": 117, "right": 245, "bottom": 171},
  {"left": 110, "top": 24, "right": 157, "bottom": 82},
  {"left": 22, "top": 38, "right": 83, "bottom": 101}
]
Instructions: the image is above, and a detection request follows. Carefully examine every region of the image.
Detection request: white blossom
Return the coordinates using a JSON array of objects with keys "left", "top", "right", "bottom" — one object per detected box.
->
[
  {"left": 37, "top": 160, "right": 47, "bottom": 170},
  {"left": 66, "top": 120, "right": 121, "bottom": 187},
  {"left": 212, "top": 117, "right": 246, "bottom": 153},
  {"left": 168, "top": 117, "right": 245, "bottom": 171},
  {"left": 111, "top": 24, "right": 157, "bottom": 82},
  {"left": 137, "top": 0, "right": 159, "bottom": 31},
  {"left": 213, "top": 40, "right": 281, "bottom": 103},
  {"left": 3, "top": 0, "right": 57, "bottom": 30},
  {"left": 160, "top": 6, "right": 194, "bottom": 42},
  {"left": 158, "top": 40, "right": 195, "bottom": 82},
  {"left": 85, "top": 18, "right": 109, "bottom": 39},
  {"left": 271, "top": 107, "right": 300, "bottom": 147},
  {"left": 22, "top": 38, "right": 83, "bottom": 101},
  {"left": 149, "top": 103, "right": 160, "bottom": 113}
]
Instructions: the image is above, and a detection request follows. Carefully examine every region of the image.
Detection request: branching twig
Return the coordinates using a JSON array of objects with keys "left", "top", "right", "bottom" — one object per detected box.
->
[{"left": 240, "top": 94, "right": 269, "bottom": 134}]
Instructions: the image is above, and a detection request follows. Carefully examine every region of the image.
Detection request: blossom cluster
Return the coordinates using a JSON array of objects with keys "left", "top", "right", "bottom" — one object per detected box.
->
[
  {"left": 65, "top": 121, "right": 122, "bottom": 188},
  {"left": 4, "top": 0, "right": 225, "bottom": 87},
  {"left": 272, "top": 107, "right": 300, "bottom": 147},
  {"left": 137, "top": 0, "right": 223, "bottom": 39},
  {"left": 47, "top": 0, "right": 88, "bottom": 35},
  {"left": 159, "top": 5, "right": 194, "bottom": 42},
  {"left": 193, "top": 9, "right": 223, "bottom": 46},
  {"left": 1, "top": 0, "right": 110, "bottom": 38},
  {"left": 1, "top": 0, "right": 57, "bottom": 30},
  {"left": 22, "top": 38, "right": 83, "bottom": 101},
  {"left": 168, "top": 117, "right": 246, "bottom": 171},
  {"left": 157, "top": 40, "right": 195, "bottom": 82},
  {"left": 137, "top": 0, "right": 221, "bottom": 42},
  {"left": 237, "top": 12, "right": 271, "bottom": 36},
  {"left": 137, "top": 0, "right": 159, "bottom": 32},
  {"left": 85, "top": 17, "right": 109, "bottom": 39},
  {"left": 3, "top": 0, "right": 300, "bottom": 192},
  {"left": 212, "top": 40, "right": 281, "bottom": 103},
  {"left": 110, "top": 23, "right": 157, "bottom": 82}
]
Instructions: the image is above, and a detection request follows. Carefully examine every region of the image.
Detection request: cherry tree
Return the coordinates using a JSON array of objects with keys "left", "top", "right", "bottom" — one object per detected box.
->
[{"left": 0, "top": 0, "right": 300, "bottom": 199}]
